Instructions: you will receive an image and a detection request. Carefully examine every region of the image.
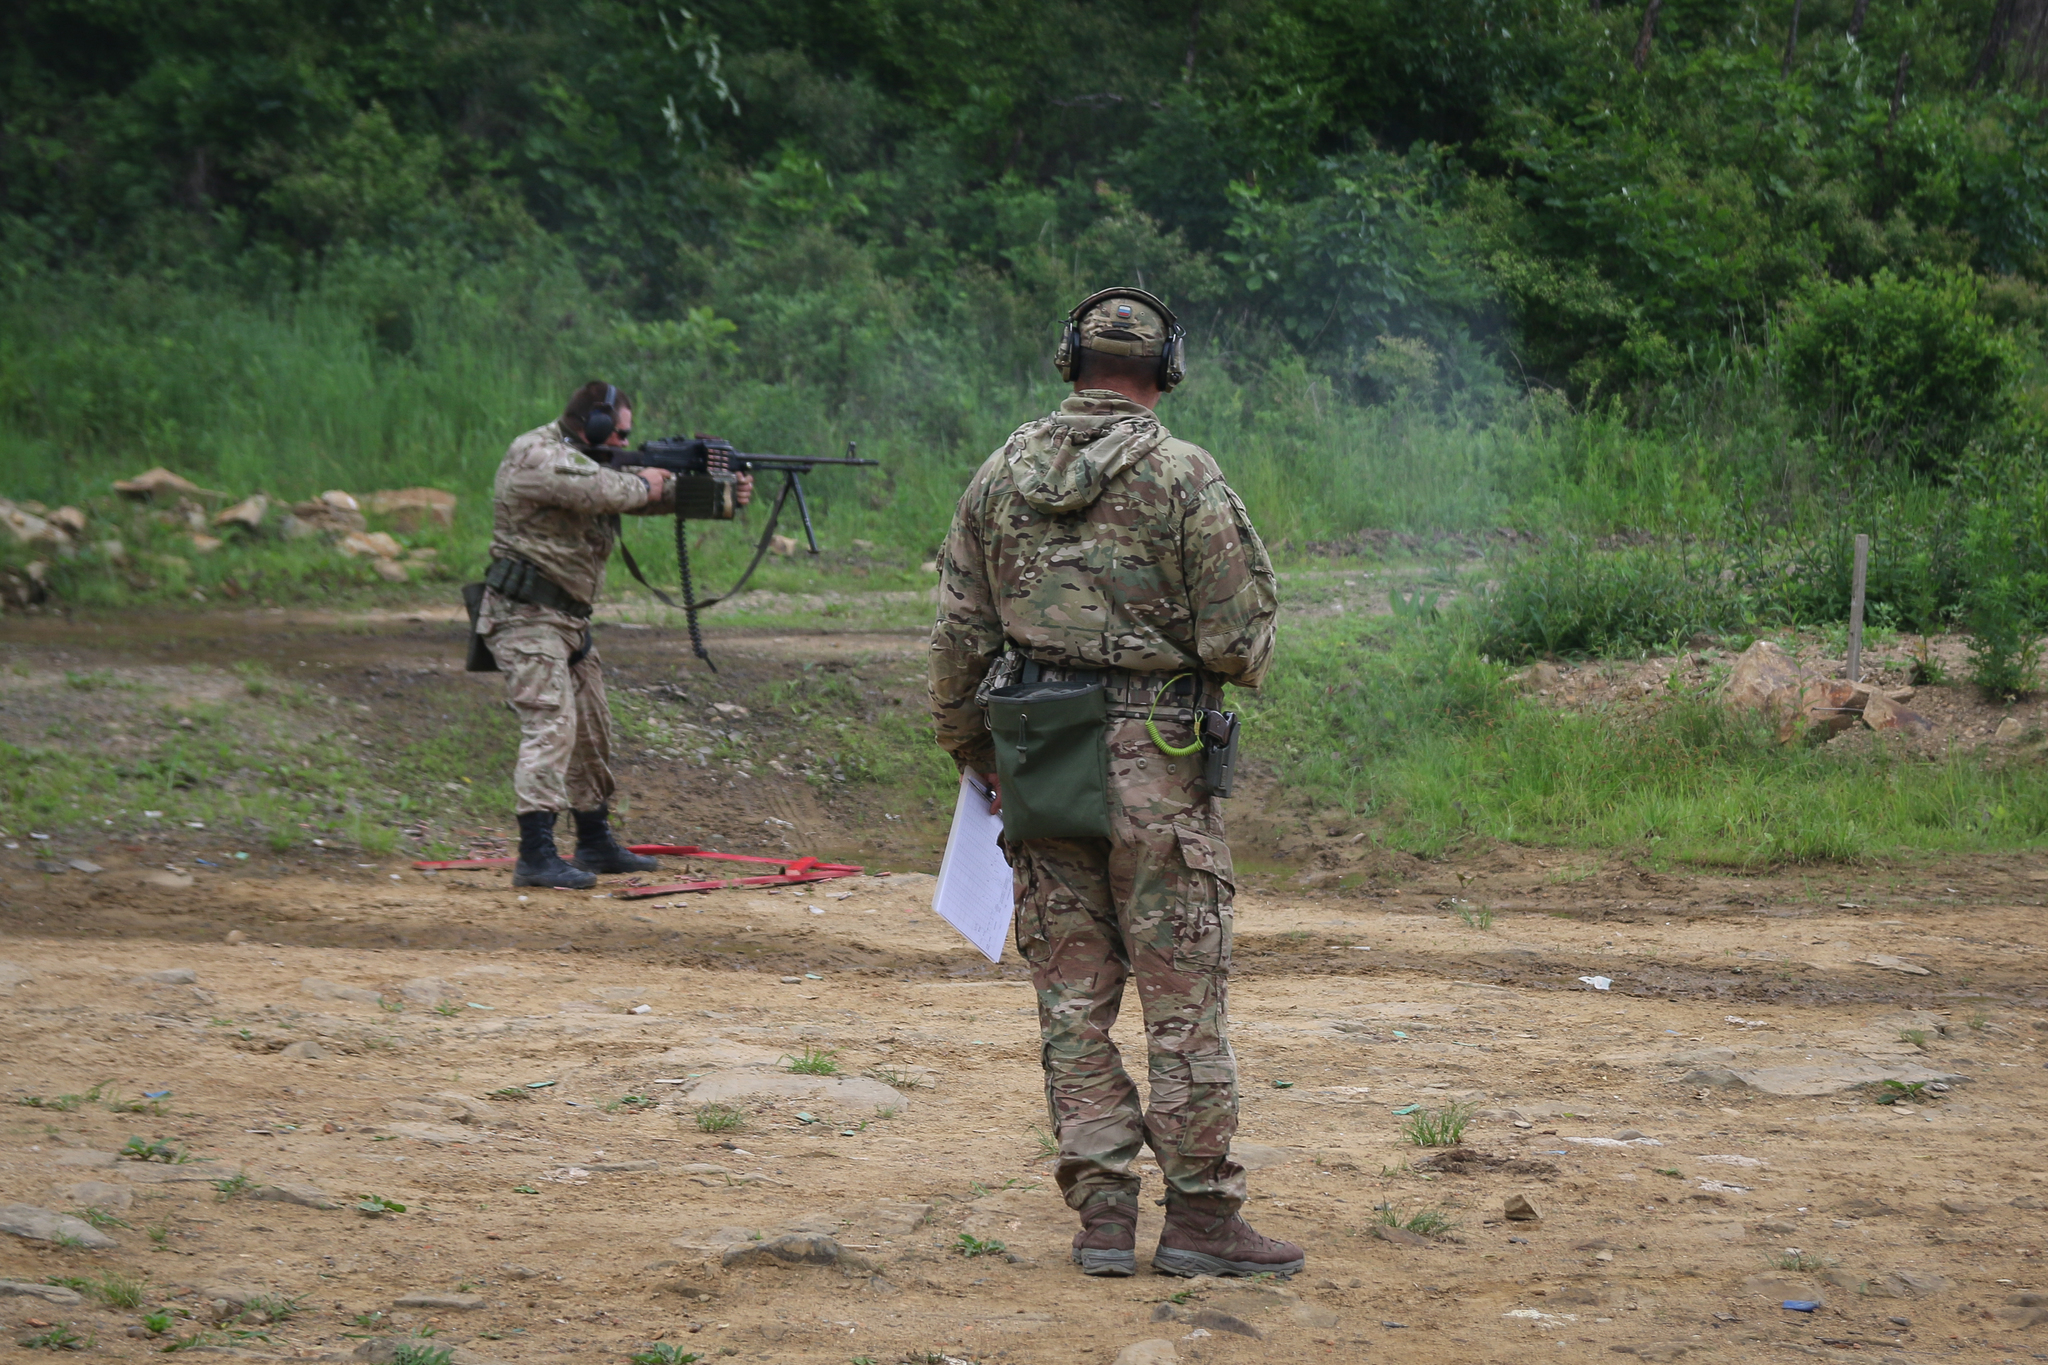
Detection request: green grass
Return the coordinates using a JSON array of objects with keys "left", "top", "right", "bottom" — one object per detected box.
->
[
  {"left": 1373, "top": 1204, "right": 1459, "bottom": 1237},
  {"left": 693, "top": 1104, "right": 746, "bottom": 1133},
  {"left": 243, "top": 1294, "right": 304, "bottom": 1322},
  {"left": 389, "top": 1345, "right": 455, "bottom": 1365},
  {"left": 1770, "top": 1250, "right": 1836, "bottom": 1271},
  {"left": 1871, "top": 1079, "right": 1933, "bottom": 1106},
  {"left": 0, "top": 656, "right": 516, "bottom": 856},
  {"left": 1248, "top": 613, "right": 2048, "bottom": 866},
  {"left": 953, "top": 1233, "right": 1007, "bottom": 1258},
  {"left": 0, "top": 254, "right": 1747, "bottom": 619},
  {"left": 1399, "top": 1102, "right": 1476, "bottom": 1148},
  {"left": 17, "top": 1323, "right": 88, "bottom": 1351},
  {"left": 783, "top": 1045, "right": 841, "bottom": 1076},
  {"left": 628, "top": 1347, "right": 703, "bottom": 1365},
  {"left": 758, "top": 669, "right": 958, "bottom": 813},
  {"left": 87, "top": 1271, "right": 146, "bottom": 1310},
  {"left": 6, "top": 268, "right": 2048, "bottom": 873}
]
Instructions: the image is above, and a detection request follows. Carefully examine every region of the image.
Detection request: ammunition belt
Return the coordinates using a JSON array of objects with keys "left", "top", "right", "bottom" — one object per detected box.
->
[{"left": 484, "top": 556, "right": 592, "bottom": 619}]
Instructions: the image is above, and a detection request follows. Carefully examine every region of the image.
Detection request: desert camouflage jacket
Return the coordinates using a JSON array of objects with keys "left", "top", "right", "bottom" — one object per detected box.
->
[
  {"left": 929, "top": 391, "right": 1278, "bottom": 772},
  {"left": 488, "top": 420, "right": 654, "bottom": 609}
]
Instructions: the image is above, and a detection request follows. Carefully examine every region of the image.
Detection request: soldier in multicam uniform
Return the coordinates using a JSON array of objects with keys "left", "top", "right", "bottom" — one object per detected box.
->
[
  {"left": 478, "top": 381, "right": 748, "bottom": 889},
  {"left": 928, "top": 289, "right": 1301, "bottom": 1279}
]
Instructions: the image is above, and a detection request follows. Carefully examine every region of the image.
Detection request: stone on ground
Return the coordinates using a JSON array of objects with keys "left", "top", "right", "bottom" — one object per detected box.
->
[
  {"left": 721, "top": 1232, "right": 849, "bottom": 1269},
  {"left": 0, "top": 1279, "right": 85, "bottom": 1305},
  {"left": 0, "top": 1202, "right": 120, "bottom": 1248},
  {"left": 251, "top": 1180, "right": 337, "bottom": 1209}
]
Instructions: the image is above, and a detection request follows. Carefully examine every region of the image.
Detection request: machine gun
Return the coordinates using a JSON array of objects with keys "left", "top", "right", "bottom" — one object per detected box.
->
[{"left": 588, "top": 436, "right": 878, "bottom": 671}]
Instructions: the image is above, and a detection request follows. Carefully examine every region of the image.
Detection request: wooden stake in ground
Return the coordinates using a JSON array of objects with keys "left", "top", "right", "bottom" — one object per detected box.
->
[{"left": 1847, "top": 532, "right": 1870, "bottom": 683}]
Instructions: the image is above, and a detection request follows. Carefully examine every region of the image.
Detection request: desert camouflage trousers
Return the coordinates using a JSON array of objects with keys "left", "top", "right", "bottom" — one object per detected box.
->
[
  {"left": 1008, "top": 713, "right": 1246, "bottom": 1215},
  {"left": 485, "top": 616, "right": 615, "bottom": 815}
]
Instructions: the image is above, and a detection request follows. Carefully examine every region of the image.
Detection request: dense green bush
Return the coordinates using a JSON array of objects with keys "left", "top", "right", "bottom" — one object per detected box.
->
[
  {"left": 1477, "top": 541, "right": 1747, "bottom": 661},
  {"left": 1777, "top": 269, "right": 2021, "bottom": 472}
]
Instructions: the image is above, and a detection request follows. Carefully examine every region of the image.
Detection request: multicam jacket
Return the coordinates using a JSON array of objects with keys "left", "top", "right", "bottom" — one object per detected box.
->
[
  {"left": 929, "top": 391, "right": 1278, "bottom": 772},
  {"left": 486, "top": 420, "right": 654, "bottom": 611}
]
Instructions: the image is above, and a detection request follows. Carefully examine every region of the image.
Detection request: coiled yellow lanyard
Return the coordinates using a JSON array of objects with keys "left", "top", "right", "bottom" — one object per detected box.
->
[{"left": 1145, "top": 673, "right": 1206, "bottom": 757}]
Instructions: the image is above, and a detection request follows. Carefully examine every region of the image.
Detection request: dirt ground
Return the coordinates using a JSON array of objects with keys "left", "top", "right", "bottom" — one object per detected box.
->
[{"left": 3, "top": 605, "right": 2047, "bottom": 1365}]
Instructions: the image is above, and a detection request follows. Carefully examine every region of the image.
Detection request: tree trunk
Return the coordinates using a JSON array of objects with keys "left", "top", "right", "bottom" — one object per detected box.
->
[
  {"left": 1782, "top": 0, "right": 1805, "bottom": 75},
  {"left": 2011, "top": 0, "right": 2048, "bottom": 89},
  {"left": 1634, "top": 0, "right": 1663, "bottom": 71},
  {"left": 1849, "top": 0, "right": 1870, "bottom": 40},
  {"left": 1184, "top": 3, "right": 1202, "bottom": 82},
  {"left": 1976, "top": 0, "right": 2018, "bottom": 86}
]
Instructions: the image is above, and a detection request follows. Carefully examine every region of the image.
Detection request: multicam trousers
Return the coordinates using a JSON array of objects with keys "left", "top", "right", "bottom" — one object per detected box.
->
[
  {"left": 484, "top": 615, "right": 616, "bottom": 815},
  {"left": 1008, "top": 711, "right": 1245, "bottom": 1216}
]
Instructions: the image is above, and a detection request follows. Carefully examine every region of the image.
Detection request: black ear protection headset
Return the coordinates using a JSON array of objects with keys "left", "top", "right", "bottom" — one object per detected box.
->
[
  {"left": 582, "top": 383, "right": 620, "bottom": 445},
  {"left": 1053, "top": 287, "right": 1186, "bottom": 392}
]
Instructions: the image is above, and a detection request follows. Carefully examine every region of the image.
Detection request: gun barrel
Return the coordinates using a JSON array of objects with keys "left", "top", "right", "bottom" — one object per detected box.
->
[
  {"left": 593, "top": 441, "right": 876, "bottom": 473},
  {"left": 729, "top": 453, "right": 880, "bottom": 469}
]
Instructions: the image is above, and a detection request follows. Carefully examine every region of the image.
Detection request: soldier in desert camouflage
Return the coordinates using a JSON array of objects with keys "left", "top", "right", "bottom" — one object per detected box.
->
[
  {"left": 478, "top": 381, "right": 749, "bottom": 889},
  {"left": 928, "top": 289, "right": 1299, "bottom": 1278}
]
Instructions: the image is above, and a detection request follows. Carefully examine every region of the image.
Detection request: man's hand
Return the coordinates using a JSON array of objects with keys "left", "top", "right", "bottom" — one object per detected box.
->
[
  {"left": 635, "top": 467, "right": 673, "bottom": 503},
  {"left": 981, "top": 772, "right": 1002, "bottom": 815},
  {"left": 735, "top": 472, "right": 755, "bottom": 509}
]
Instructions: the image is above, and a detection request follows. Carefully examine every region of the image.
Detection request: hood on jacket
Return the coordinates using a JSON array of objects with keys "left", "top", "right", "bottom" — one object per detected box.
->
[{"left": 1002, "top": 392, "right": 1165, "bottom": 514}]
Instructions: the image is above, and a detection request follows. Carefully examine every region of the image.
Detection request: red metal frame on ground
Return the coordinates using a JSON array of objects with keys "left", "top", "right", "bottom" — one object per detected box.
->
[{"left": 410, "top": 845, "right": 863, "bottom": 899}]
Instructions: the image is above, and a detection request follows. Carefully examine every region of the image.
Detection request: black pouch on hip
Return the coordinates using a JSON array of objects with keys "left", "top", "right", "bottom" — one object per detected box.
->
[
  {"left": 1201, "top": 709, "right": 1242, "bottom": 798},
  {"left": 460, "top": 582, "right": 498, "bottom": 674},
  {"left": 984, "top": 679, "right": 1113, "bottom": 841}
]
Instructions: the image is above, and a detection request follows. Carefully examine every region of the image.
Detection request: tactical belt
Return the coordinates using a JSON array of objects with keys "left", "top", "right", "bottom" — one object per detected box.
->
[
  {"left": 1018, "top": 660, "right": 1219, "bottom": 722},
  {"left": 484, "top": 556, "right": 593, "bottom": 619}
]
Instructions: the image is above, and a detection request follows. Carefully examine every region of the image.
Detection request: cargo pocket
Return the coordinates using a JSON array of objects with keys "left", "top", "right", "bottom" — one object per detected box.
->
[
  {"left": 500, "top": 644, "right": 569, "bottom": 713},
  {"left": 1170, "top": 825, "right": 1236, "bottom": 971},
  {"left": 1174, "top": 1048, "right": 1239, "bottom": 1157}
]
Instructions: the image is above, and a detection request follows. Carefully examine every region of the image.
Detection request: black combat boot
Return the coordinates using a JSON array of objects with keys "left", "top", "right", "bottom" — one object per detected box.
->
[
  {"left": 513, "top": 811, "right": 597, "bottom": 890},
  {"left": 570, "top": 806, "right": 658, "bottom": 874}
]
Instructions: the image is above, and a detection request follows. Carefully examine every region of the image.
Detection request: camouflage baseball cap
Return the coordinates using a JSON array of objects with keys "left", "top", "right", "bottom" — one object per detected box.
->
[{"left": 1077, "top": 293, "right": 1169, "bottom": 358}]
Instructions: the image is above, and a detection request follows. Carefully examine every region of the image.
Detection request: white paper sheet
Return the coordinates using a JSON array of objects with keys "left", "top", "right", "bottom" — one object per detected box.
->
[{"left": 932, "top": 772, "right": 1012, "bottom": 963}]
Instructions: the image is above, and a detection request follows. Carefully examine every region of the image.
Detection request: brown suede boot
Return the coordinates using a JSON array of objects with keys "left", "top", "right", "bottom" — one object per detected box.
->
[
  {"left": 1154, "top": 1193, "right": 1306, "bottom": 1278},
  {"left": 1070, "top": 1195, "right": 1138, "bottom": 1277}
]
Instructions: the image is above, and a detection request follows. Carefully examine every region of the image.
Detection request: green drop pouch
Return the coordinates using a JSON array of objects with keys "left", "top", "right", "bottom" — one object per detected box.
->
[{"left": 985, "top": 679, "right": 1113, "bottom": 841}]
